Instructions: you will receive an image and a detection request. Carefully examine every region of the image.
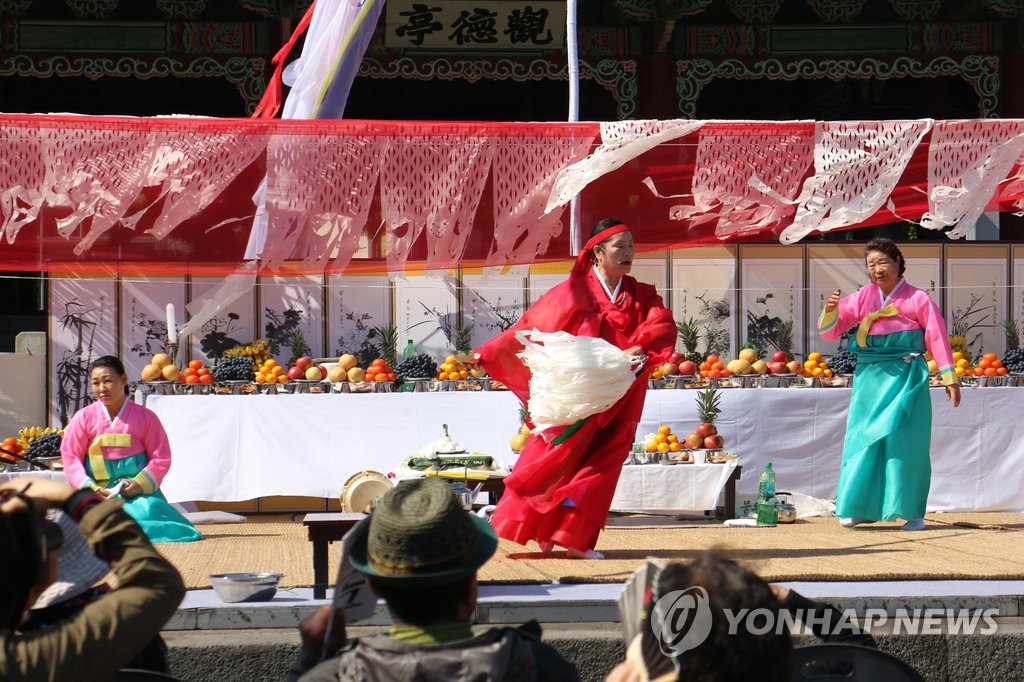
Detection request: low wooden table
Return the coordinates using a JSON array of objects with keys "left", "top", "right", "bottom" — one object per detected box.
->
[
  {"left": 302, "top": 512, "right": 366, "bottom": 599},
  {"left": 717, "top": 465, "right": 742, "bottom": 520}
]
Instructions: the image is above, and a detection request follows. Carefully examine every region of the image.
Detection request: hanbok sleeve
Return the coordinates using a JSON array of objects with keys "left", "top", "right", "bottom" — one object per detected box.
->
[
  {"left": 60, "top": 408, "right": 100, "bottom": 491},
  {"left": 818, "top": 288, "right": 866, "bottom": 341},
  {"left": 131, "top": 408, "right": 173, "bottom": 494},
  {"left": 914, "top": 290, "right": 958, "bottom": 386},
  {"left": 626, "top": 290, "right": 676, "bottom": 365}
]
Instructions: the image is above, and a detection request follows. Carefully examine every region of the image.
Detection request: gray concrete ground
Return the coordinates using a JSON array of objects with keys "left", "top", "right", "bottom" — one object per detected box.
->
[{"left": 162, "top": 581, "right": 1024, "bottom": 681}]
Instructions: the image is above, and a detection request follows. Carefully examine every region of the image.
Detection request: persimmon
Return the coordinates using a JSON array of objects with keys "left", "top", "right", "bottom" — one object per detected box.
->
[{"left": 188, "top": 360, "right": 203, "bottom": 371}]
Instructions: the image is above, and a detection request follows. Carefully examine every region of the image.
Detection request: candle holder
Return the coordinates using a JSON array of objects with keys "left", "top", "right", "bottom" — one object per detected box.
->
[{"left": 167, "top": 341, "right": 179, "bottom": 365}]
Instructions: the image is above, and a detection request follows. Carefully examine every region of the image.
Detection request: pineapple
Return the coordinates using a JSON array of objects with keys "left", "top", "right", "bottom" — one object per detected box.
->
[
  {"left": 370, "top": 323, "right": 399, "bottom": 368},
  {"left": 676, "top": 317, "right": 703, "bottom": 364},
  {"left": 696, "top": 386, "right": 721, "bottom": 428},
  {"left": 776, "top": 319, "right": 794, "bottom": 361},
  {"left": 1003, "top": 318, "right": 1020, "bottom": 352},
  {"left": 695, "top": 386, "right": 724, "bottom": 447},
  {"left": 453, "top": 322, "right": 474, "bottom": 355},
  {"left": 289, "top": 329, "right": 309, "bottom": 365}
]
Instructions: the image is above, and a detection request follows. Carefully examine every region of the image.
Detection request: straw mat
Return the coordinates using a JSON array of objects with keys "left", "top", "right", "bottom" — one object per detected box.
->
[{"left": 156, "top": 513, "right": 1024, "bottom": 591}]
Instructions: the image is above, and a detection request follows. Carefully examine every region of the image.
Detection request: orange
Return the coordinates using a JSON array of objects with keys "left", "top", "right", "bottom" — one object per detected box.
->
[
  {"left": 984, "top": 367, "right": 997, "bottom": 376},
  {"left": 654, "top": 433, "right": 668, "bottom": 445},
  {"left": 992, "top": 359, "right": 1003, "bottom": 369},
  {"left": 706, "top": 354, "right": 720, "bottom": 365},
  {"left": 973, "top": 367, "right": 984, "bottom": 376},
  {"left": 668, "top": 434, "right": 679, "bottom": 444},
  {"left": 277, "top": 375, "right": 289, "bottom": 384},
  {"left": 375, "top": 374, "right": 389, "bottom": 382},
  {"left": 199, "top": 374, "right": 214, "bottom": 384},
  {"left": 254, "top": 373, "right": 266, "bottom": 384},
  {"left": 645, "top": 441, "right": 657, "bottom": 453},
  {"left": 657, "top": 442, "right": 670, "bottom": 453},
  {"left": 183, "top": 367, "right": 197, "bottom": 378},
  {"left": 811, "top": 367, "right": 824, "bottom": 377},
  {"left": 188, "top": 360, "right": 203, "bottom": 371},
  {"left": 371, "top": 358, "right": 387, "bottom": 368},
  {"left": 983, "top": 352, "right": 997, "bottom": 363},
  {"left": 711, "top": 361, "right": 724, "bottom": 371},
  {"left": 669, "top": 442, "right": 681, "bottom": 452},
  {"left": 658, "top": 425, "right": 671, "bottom": 435},
  {"left": 808, "top": 352, "right": 822, "bottom": 363},
  {"left": 997, "top": 366, "right": 1008, "bottom": 376},
  {"left": 264, "top": 359, "right": 278, "bottom": 369},
  {"left": 709, "top": 369, "right": 722, "bottom": 378},
  {"left": 197, "top": 367, "right": 210, "bottom": 377},
  {"left": 952, "top": 351, "right": 964, "bottom": 362},
  {"left": 184, "top": 374, "right": 198, "bottom": 384},
  {"left": 804, "top": 360, "right": 817, "bottom": 371}
]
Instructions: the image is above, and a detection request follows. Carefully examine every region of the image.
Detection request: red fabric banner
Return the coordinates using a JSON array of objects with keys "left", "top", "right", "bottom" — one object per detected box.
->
[{"left": 2, "top": 115, "right": 1023, "bottom": 275}]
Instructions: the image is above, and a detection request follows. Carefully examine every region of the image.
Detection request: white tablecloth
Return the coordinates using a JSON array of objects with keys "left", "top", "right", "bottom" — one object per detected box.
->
[
  {"left": 148, "top": 386, "right": 1024, "bottom": 513},
  {"left": 610, "top": 460, "right": 739, "bottom": 513}
]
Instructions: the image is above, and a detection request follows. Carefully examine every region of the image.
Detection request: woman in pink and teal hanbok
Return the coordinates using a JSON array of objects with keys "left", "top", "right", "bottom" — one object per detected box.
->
[
  {"left": 61, "top": 355, "right": 201, "bottom": 543},
  {"left": 818, "top": 238, "right": 961, "bottom": 531}
]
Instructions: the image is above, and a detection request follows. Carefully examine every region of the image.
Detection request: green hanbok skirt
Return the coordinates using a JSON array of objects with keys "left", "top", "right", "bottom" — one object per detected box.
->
[
  {"left": 836, "top": 329, "right": 931, "bottom": 521},
  {"left": 87, "top": 453, "right": 202, "bottom": 543}
]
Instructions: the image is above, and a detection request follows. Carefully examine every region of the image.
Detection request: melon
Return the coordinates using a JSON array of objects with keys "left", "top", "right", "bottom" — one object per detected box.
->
[
  {"left": 738, "top": 348, "right": 758, "bottom": 363},
  {"left": 726, "top": 358, "right": 753, "bottom": 375}
]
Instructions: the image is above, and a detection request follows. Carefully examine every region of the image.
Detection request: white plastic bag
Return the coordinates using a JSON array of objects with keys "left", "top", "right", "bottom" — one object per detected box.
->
[{"left": 515, "top": 329, "right": 637, "bottom": 432}]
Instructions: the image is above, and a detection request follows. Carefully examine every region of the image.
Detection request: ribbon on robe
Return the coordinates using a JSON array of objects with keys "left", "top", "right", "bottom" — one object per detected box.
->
[
  {"left": 87, "top": 433, "right": 131, "bottom": 486},
  {"left": 856, "top": 304, "right": 899, "bottom": 348},
  {"left": 570, "top": 223, "right": 630, "bottom": 278}
]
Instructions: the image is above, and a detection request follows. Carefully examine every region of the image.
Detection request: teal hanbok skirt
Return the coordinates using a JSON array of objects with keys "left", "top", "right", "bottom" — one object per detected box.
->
[
  {"left": 836, "top": 329, "right": 931, "bottom": 521},
  {"left": 87, "top": 453, "right": 202, "bottom": 543}
]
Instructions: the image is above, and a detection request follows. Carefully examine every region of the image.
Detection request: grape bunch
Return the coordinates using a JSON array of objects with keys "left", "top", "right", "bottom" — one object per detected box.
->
[
  {"left": 395, "top": 353, "right": 438, "bottom": 379},
  {"left": 1003, "top": 348, "right": 1024, "bottom": 373},
  {"left": 25, "top": 431, "right": 62, "bottom": 460},
  {"left": 213, "top": 356, "right": 255, "bottom": 382},
  {"left": 827, "top": 349, "right": 858, "bottom": 375}
]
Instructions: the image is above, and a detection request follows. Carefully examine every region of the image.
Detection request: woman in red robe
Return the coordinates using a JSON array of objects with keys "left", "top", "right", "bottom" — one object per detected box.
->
[{"left": 476, "top": 219, "right": 676, "bottom": 558}]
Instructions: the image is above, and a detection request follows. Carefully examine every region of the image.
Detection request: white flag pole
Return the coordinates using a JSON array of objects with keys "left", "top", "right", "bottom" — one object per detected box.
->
[{"left": 567, "top": 0, "right": 582, "bottom": 256}]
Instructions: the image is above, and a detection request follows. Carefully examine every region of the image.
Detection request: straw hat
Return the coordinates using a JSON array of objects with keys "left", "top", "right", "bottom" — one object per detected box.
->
[
  {"left": 348, "top": 477, "right": 497, "bottom": 587},
  {"left": 31, "top": 509, "right": 110, "bottom": 609}
]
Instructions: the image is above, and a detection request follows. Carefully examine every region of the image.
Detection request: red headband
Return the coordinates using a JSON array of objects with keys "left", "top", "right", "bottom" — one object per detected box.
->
[{"left": 571, "top": 224, "right": 631, "bottom": 278}]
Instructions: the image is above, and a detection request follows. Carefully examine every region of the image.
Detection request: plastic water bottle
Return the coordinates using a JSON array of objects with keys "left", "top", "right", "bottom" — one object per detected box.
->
[
  {"left": 403, "top": 339, "right": 417, "bottom": 361},
  {"left": 756, "top": 461, "right": 777, "bottom": 525}
]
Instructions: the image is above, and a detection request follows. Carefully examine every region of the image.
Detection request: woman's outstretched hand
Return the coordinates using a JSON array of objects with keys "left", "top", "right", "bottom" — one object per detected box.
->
[{"left": 825, "top": 289, "right": 841, "bottom": 313}]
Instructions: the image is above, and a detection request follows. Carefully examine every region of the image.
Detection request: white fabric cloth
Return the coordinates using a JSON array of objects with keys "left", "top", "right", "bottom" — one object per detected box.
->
[
  {"left": 610, "top": 460, "right": 738, "bottom": 513},
  {"left": 146, "top": 387, "right": 1024, "bottom": 513}
]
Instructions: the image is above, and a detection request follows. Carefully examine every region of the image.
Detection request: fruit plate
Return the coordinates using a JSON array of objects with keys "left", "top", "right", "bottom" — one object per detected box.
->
[{"left": 289, "top": 379, "right": 327, "bottom": 394}]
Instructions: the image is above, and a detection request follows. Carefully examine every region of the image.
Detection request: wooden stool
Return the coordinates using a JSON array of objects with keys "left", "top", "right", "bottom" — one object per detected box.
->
[{"left": 302, "top": 512, "right": 366, "bottom": 599}]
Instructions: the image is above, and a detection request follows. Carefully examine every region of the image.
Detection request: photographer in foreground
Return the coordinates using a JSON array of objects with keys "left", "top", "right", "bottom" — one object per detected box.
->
[{"left": 0, "top": 476, "right": 185, "bottom": 681}]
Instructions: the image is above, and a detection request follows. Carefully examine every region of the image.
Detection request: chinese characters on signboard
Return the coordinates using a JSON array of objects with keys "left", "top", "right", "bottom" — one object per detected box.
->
[{"left": 386, "top": 1, "right": 566, "bottom": 50}]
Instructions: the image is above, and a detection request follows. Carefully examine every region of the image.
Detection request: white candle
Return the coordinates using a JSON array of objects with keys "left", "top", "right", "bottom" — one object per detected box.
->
[{"left": 166, "top": 303, "right": 177, "bottom": 344}]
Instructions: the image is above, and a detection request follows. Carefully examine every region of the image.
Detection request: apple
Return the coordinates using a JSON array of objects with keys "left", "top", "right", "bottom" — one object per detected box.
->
[
  {"left": 668, "top": 351, "right": 686, "bottom": 366},
  {"left": 684, "top": 433, "right": 703, "bottom": 449},
  {"left": 660, "top": 362, "right": 679, "bottom": 376},
  {"left": 305, "top": 366, "right": 324, "bottom": 381},
  {"left": 286, "top": 366, "right": 305, "bottom": 381},
  {"left": 678, "top": 360, "right": 697, "bottom": 376},
  {"left": 771, "top": 350, "right": 789, "bottom": 363},
  {"left": 695, "top": 422, "right": 717, "bottom": 438},
  {"left": 295, "top": 356, "right": 313, "bottom": 371},
  {"left": 786, "top": 360, "right": 803, "bottom": 375},
  {"left": 703, "top": 434, "right": 725, "bottom": 449},
  {"left": 769, "top": 361, "right": 789, "bottom": 375}
]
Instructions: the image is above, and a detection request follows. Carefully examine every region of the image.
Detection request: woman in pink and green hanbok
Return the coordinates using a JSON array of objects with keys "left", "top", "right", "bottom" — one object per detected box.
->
[
  {"left": 818, "top": 238, "right": 961, "bottom": 531},
  {"left": 61, "top": 355, "right": 201, "bottom": 543}
]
